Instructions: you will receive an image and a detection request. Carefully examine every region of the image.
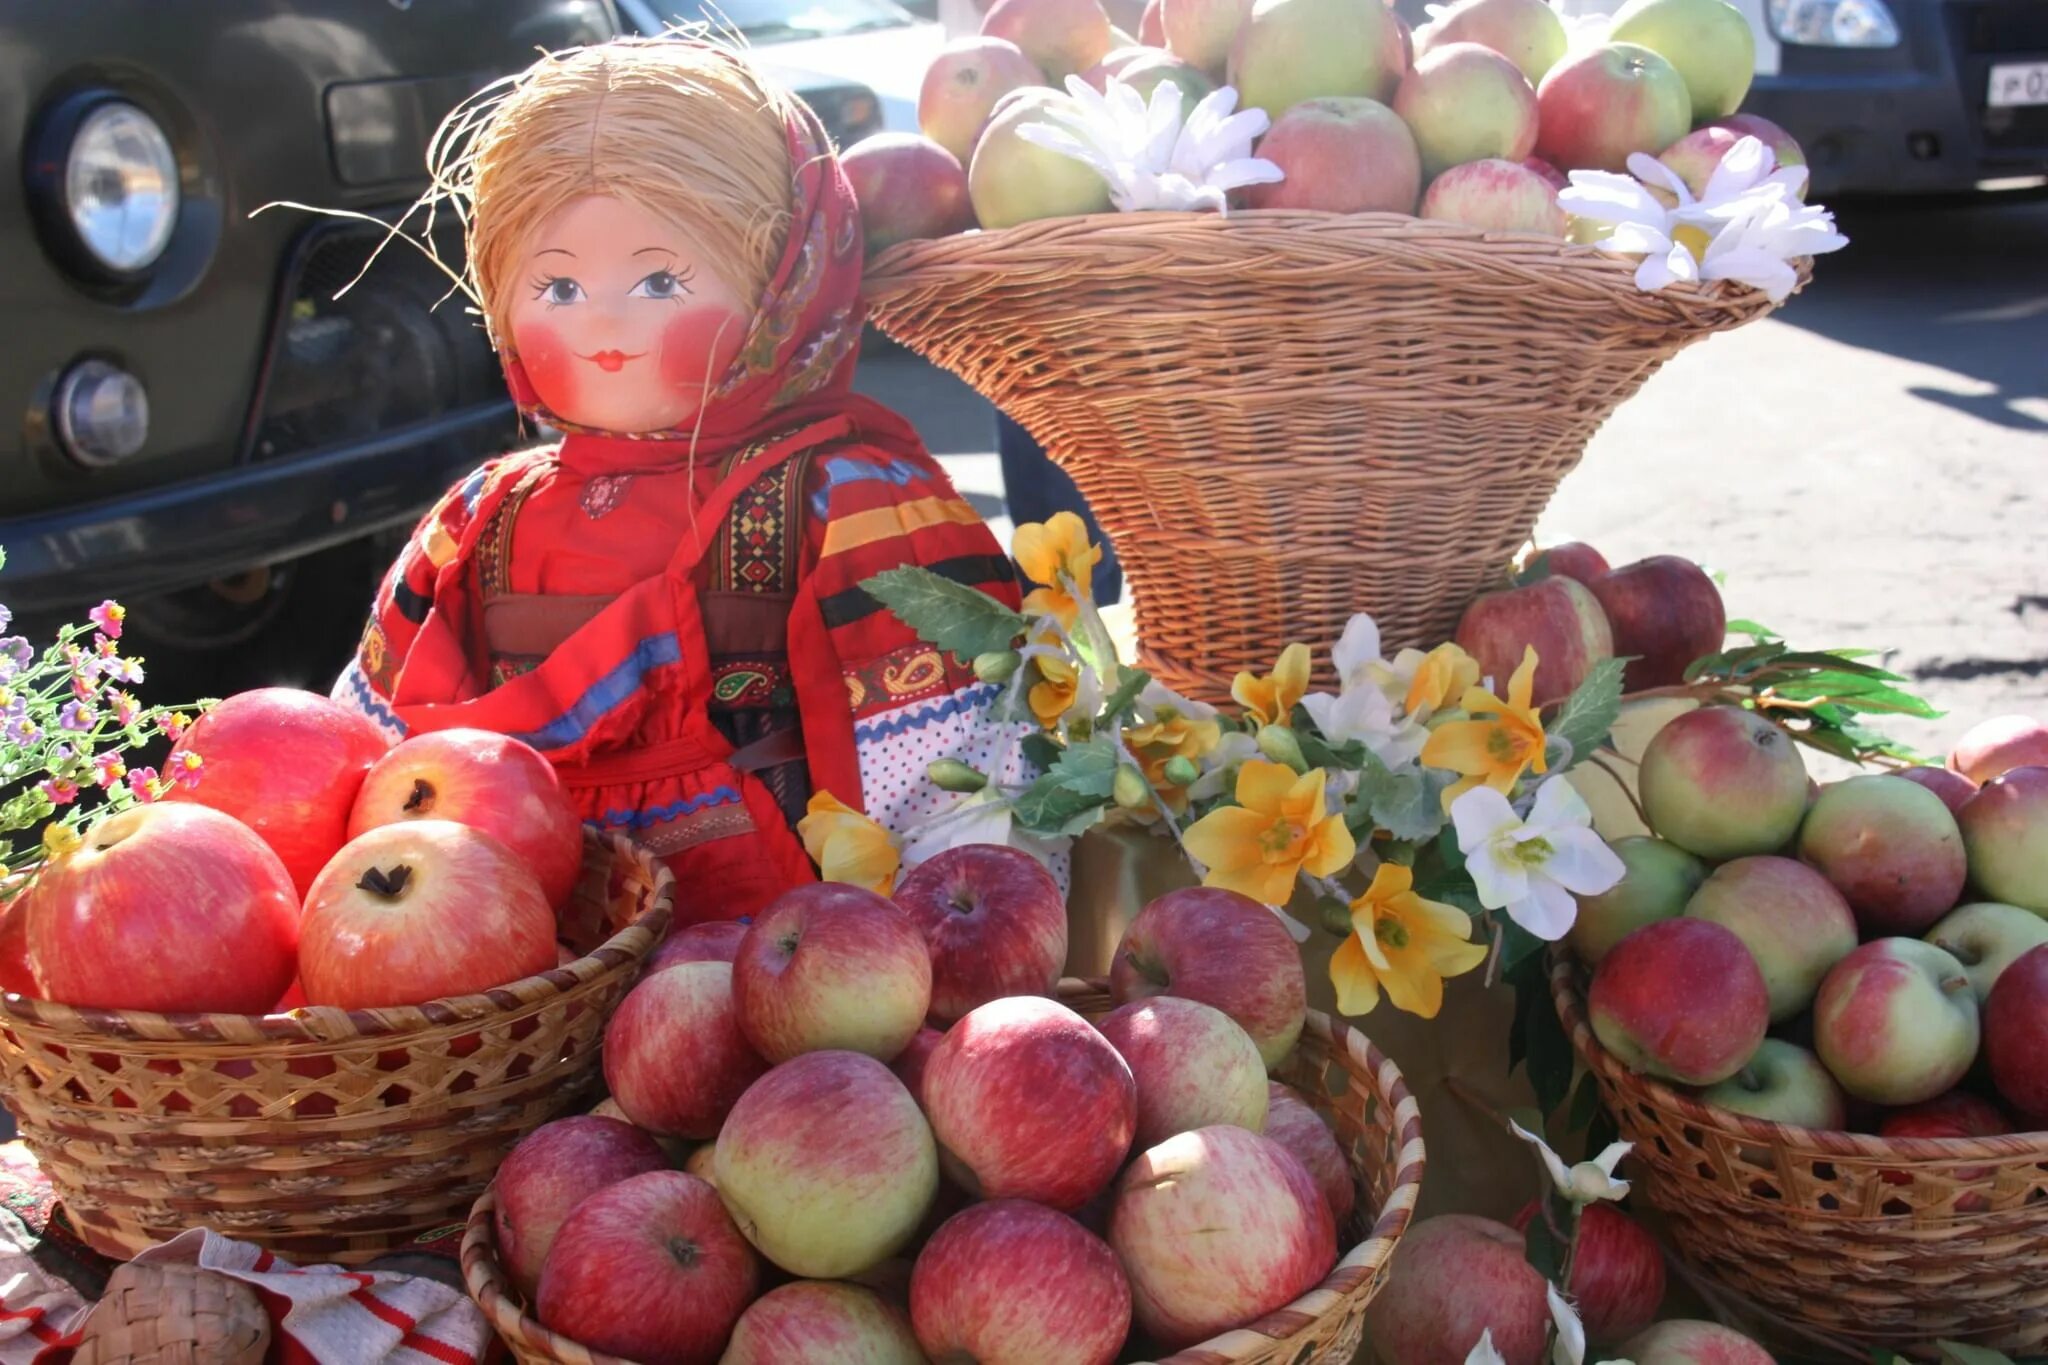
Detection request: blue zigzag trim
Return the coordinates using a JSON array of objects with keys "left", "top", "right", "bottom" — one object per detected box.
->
[
  {"left": 601, "top": 786, "right": 744, "bottom": 831},
  {"left": 340, "top": 662, "right": 407, "bottom": 737},
  {"left": 853, "top": 683, "right": 1002, "bottom": 745}
]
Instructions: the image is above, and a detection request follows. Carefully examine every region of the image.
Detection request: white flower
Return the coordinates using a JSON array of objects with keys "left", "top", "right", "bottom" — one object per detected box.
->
[
  {"left": 1301, "top": 613, "right": 1429, "bottom": 767},
  {"left": 1510, "top": 1120, "right": 1633, "bottom": 1204},
  {"left": 1467, "top": 1330, "right": 1510, "bottom": 1365},
  {"left": 1452, "top": 778, "right": 1626, "bottom": 940},
  {"left": 1549, "top": 0, "right": 1621, "bottom": 49},
  {"left": 1331, "top": 613, "right": 1386, "bottom": 693},
  {"left": 1018, "top": 78, "right": 1283, "bottom": 215},
  {"left": 1550, "top": 1284, "right": 1588, "bottom": 1365},
  {"left": 1187, "top": 729, "right": 1260, "bottom": 802}
]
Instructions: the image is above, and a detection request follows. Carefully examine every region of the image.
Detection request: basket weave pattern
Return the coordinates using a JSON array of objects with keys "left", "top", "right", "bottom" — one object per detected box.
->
[
  {"left": 0, "top": 829, "right": 672, "bottom": 1266},
  {"left": 864, "top": 211, "right": 1797, "bottom": 701},
  {"left": 462, "top": 978, "right": 1426, "bottom": 1365},
  {"left": 1553, "top": 954, "right": 2048, "bottom": 1358},
  {"left": 72, "top": 1262, "right": 270, "bottom": 1365}
]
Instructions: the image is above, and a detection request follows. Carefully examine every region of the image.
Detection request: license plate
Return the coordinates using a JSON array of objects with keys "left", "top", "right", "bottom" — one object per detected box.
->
[{"left": 1988, "top": 61, "right": 2048, "bottom": 108}]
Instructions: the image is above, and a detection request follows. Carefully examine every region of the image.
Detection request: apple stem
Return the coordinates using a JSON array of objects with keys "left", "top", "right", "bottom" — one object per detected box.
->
[
  {"left": 1737, "top": 1065, "right": 1763, "bottom": 1092},
  {"left": 357, "top": 864, "right": 413, "bottom": 899},
  {"left": 1941, "top": 973, "right": 1973, "bottom": 996},
  {"left": 403, "top": 779, "right": 433, "bottom": 814}
]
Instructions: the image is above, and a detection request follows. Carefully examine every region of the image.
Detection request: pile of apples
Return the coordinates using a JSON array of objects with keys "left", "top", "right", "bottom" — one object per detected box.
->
[
  {"left": 842, "top": 0, "right": 1802, "bottom": 248},
  {"left": 491, "top": 856, "right": 1360, "bottom": 1365},
  {"left": 1580, "top": 703, "right": 2048, "bottom": 1155},
  {"left": 0, "top": 688, "right": 587, "bottom": 1017}
]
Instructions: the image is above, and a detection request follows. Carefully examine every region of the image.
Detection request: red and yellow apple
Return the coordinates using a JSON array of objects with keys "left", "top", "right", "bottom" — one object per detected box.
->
[
  {"left": 969, "top": 91, "right": 1114, "bottom": 229},
  {"left": 605, "top": 959, "right": 769, "bottom": 1139},
  {"left": 1417, "top": 0, "right": 1567, "bottom": 83},
  {"left": 1393, "top": 42, "right": 1540, "bottom": 180},
  {"left": 1685, "top": 855, "right": 1857, "bottom": 1021},
  {"left": 643, "top": 919, "right": 750, "bottom": 975},
  {"left": 1586, "top": 555, "right": 1726, "bottom": 692},
  {"left": 1608, "top": 0, "right": 1754, "bottom": 120},
  {"left": 1658, "top": 119, "right": 1808, "bottom": 199},
  {"left": 722, "top": 1281, "right": 925, "bottom": 1365},
  {"left": 1987, "top": 943, "right": 2048, "bottom": 1122},
  {"left": 1589, "top": 918, "right": 1768, "bottom": 1085},
  {"left": 734, "top": 883, "right": 932, "bottom": 1064},
  {"left": 1264, "top": 1082, "right": 1354, "bottom": 1226},
  {"left": 1959, "top": 766, "right": 2048, "bottom": 913},
  {"left": 493, "top": 1115, "right": 670, "bottom": 1298},
  {"left": 1638, "top": 706, "right": 1810, "bottom": 860},
  {"left": 1099, "top": 996, "right": 1268, "bottom": 1149},
  {"left": 1419, "top": 157, "right": 1565, "bottom": 234},
  {"left": 1111, "top": 886, "right": 1308, "bottom": 1069},
  {"left": 1535, "top": 43, "right": 1691, "bottom": 173},
  {"left": 893, "top": 844, "right": 1066, "bottom": 1023},
  {"left": 843, "top": 134, "right": 976, "bottom": 253},
  {"left": 1926, "top": 901, "right": 2048, "bottom": 1002},
  {"left": 1369, "top": 1214, "right": 1550, "bottom": 1365},
  {"left": 980, "top": 0, "right": 1116, "bottom": 81},
  {"left": 1799, "top": 774, "right": 1967, "bottom": 936},
  {"left": 919, "top": 37, "right": 1046, "bottom": 165},
  {"left": 1953, "top": 717, "right": 2048, "bottom": 783},
  {"left": 1162, "top": 0, "right": 1253, "bottom": 75},
  {"left": 1622, "top": 1320, "right": 1775, "bottom": 1364},
  {"left": 1244, "top": 98, "right": 1422, "bottom": 214},
  {"left": 1453, "top": 574, "right": 1615, "bottom": 708},
  {"left": 910, "top": 1200, "right": 1132, "bottom": 1365},
  {"left": 1894, "top": 765, "right": 1980, "bottom": 815},
  {"left": 1511, "top": 1202, "right": 1663, "bottom": 1343},
  {"left": 1568, "top": 836, "right": 1705, "bottom": 966},
  {"left": 1815, "top": 939, "right": 1980, "bottom": 1106},
  {"left": 1228, "top": 0, "right": 1403, "bottom": 118}
]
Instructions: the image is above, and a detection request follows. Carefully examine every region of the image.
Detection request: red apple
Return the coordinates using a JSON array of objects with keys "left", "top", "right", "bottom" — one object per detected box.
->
[
  {"left": 891, "top": 1025, "right": 945, "bottom": 1107},
  {"left": 0, "top": 888, "right": 39, "bottom": 998},
  {"left": 535, "top": 1171, "right": 758, "bottom": 1364},
  {"left": 298, "top": 819, "right": 555, "bottom": 1008},
  {"left": 911, "top": 1200, "right": 1132, "bottom": 1365},
  {"left": 1879, "top": 1090, "right": 2009, "bottom": 1207},
  {"left": 643, "top": 919, "right": 750, "bottom": 975},
  {"left": 1953, "top": 715, "right": 2048, "bottom": 784},
  {"left": 1099, "top": 996, "right": 1268, "bottom": 1149},
  {"left": 1569, "top": 836, "right": 1705, "bottom": 967},
  {"left": 493, "top": 1115, "right": 670, "bottom": 1298},
  {"left": 1264, "top": 1082, "right": 1354, "bottom": 1225},
  {"left": 1522, "top": 155, "right": 1570, "bottom": 191},
  {"left": 1534, "top": 42, "right": 1691, "bottom": 173},
  {"left": 723, "top": 1281, "right": 925, "bottom": 1365},
  {"left": 893, "top": 844, "right": 1066, "bottom": 1023},
  {"left": 1393, "top": 42, "right": 1541, "bottom": 180},
  {"left": 981, "top": 0, "right": 1116, "bottom": 81},
  {"left": 29, "top": 803, "right": 298, "bottom": 1014},
  {"left": 1712, "top": 113, "right": 1807, "bottom": 175},
  {"left": 1372, "top": 1214, "right": 1550, "bottom": 1364},
  {"left": 1589, "top": 918, "right": 1767, "bottom": 1086},
  {"left": 924, "top": 995, "right": 1136, "bottom": 1209},
  {"left": 1895, "top": 765, "right": 1980, "bottom": 815},
  {"left": 1816, "top": 939, "right": 1979, "bottom": 1106},
  {"left": 713, "top": 1050, "right": 939, "bottom": 1278},
  {"left": 1639, "top": 706, "right": 1810, "bottom": 861},
  {"left": 1799, "top": 775, "right": 1968, "bottom": 936},
  {"left": 160, "top": 687, "right": 390, "bottom": 897},
  {"left": 1140, "top": 0, "right": 1165, "bottom": 43},
  {"left": 1510, "top": 1203, "right": 1663, "bottom": 1343},
  {"left": 1987, "top": 943, "right": 2048, "bottom": 1122},
  {"left": 1243, "top": 97, "right": 1422, "bottom": 214},
  {"left": 1684, "top": 856, "right": 1857, "bottom": 1022},
  {"left": 1417, "top": 0, "right": 1567, "bottom": 84},
  {"left": 604, "top": 960, "right": 769, "bottom": 1139},
  {"left": 918, "top": 37, "right": 1046, "bottom": 165},
  {"left": 1110, "top": 1125, "right": 1336, "bottom": 1349},
  {"left": 1163, "top": 0, "right": 1254, "bottom": 76},
  {"left": 1111, "top": 886, "right": 1307, "bottom": 1069},
  {"left": 1960, "top": 766, "right": 2048, "bottom": 914},
  {"left": 349, "top": 727, "right": 583, "bottom": 911},
  {"left": 1657, "top": 121, "right": 1807, "bottom": 200},
  {"left": 844, "top": 134, "right": 977, "bottom": 253},
  {"left": 1623, "top": 1320, "right": 1775, "bottom": 1364},
  {"left": 1419, "top": 157, "right": 1565, "bottom": 234},
  {"left": 1454, "top": 574, "right": 1615, "bottom": 707},
  {"left": 734, "top": 883, "right": 932, "bottom": 1063},
  {"left": 1586, "top": 555, "right": 1726, "bottom": 692}
]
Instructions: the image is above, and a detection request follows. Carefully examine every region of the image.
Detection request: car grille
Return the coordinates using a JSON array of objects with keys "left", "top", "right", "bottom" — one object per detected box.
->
[{"left": 1961, "top": 0, "right": 2048, "bottom": 53}]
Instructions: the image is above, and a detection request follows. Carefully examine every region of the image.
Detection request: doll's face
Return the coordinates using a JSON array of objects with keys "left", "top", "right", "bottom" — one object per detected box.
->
[{"left": 507, "top": 194, "right": 751, "bottom": 434}]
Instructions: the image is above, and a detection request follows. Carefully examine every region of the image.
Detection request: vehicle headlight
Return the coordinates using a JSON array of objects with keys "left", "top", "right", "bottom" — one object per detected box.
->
[
  {"left": 65, "top": 103, "right": 180, "bottom": 273},
  {"left": 1768, "top": 0, "right": 1900, "bottom": 46}
]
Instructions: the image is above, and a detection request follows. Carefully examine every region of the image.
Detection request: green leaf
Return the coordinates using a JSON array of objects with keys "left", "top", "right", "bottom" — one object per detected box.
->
[
  {"left": 1521, "top": 952, "right": 1576, "bottom": 1119},
  {"left": 1568, "top": 1069, "right": 1602, "bottom": 1131},
  {"left": 861, "top": 567, "right": 1027, "bottom": 663},
  {"left": 1094, "top": 668, "right": 1152, "bottom": 729},
  {"left": 1011, "top": 737, "right": 1121, "bottom": 835},
  {"left": 1021, "top": 731, "right": 1062, "bottom": 772},
  {"left": 1296, "top": 725, "right": 1367, "bottom": 773},
  {"left": 1523, "top": 1207, "right": 1563, "bottom": 1282},
  {"left": 1546, "top": 658, "right": 1627, "bottom": 767},
  {"left": 1766, "top": 671, "right": 1943, "bottom": 718},
  {"left": 1724, "top": 618, "right": 1780, "bottom": 640},
  {"left": 1352, "top": 752, "right": 1452, "bottom": 844},
  {"left": 1685, "top": 641, "right": 1788, "bottom": 684},
  {"left": 1938, "top": 1344, "right": 2019, "bottom": 1365},
  {"left": 1585, "top": 1105, "right": 1620, "bottom": 1163},
  {"left": 1512, "top": 554, "right": 1554, "bottom": 588}
]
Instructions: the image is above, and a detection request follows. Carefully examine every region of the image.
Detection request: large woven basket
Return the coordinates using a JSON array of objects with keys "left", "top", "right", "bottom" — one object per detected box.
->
[
  {"left": 1552, "top": 954, "right": 2048, "bottom": 1359},
  {"left": 460, "top": 976, "right": 1425, "bottom": 1365},
  {"left": 864, "top": 211, "right": 1801, "bottom": 701},
  {"left": 0, "top": 827, "right": 672, "bottom": 1266}
]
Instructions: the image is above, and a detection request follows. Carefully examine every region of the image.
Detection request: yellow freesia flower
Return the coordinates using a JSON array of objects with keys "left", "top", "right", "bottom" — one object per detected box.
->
[
  {"left": 1420, "top": 645, "right": 1548, "bottom": 809},
  {"left": 1028, "top": 643, "right": 1081, "bottom": 730},
  {"left": 1329, "top": 862, "right": 1489, "bottom": 1018},
  {"left": 40, "top": 823, "right": 80, "bottom": 859},
  {"left": 1406, "top": 642, "right": 1482, "bottom": 719},
  {"left": 1124, "top": 703, "right": 1223, "bottom": 815},
  {"left": 1014, "top": 512, "right": 1101, "bottom": 627},
  {"left": 1183, "top": 759, "right": 1356, "bottom": 906},
  {"left": 1232, "top": 642, "right": 1311, "bottom": 728},
  {"left": 797, "top": 791, "right": 900, "bottom": 895}
]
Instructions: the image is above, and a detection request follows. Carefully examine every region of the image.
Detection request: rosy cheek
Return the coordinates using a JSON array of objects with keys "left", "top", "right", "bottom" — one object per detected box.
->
[
  {"left": 658, "top": 308, "right": 746, "bottom": 393},
  {"left": 513, "top": 322, "right": 578, "bottom": 413}
]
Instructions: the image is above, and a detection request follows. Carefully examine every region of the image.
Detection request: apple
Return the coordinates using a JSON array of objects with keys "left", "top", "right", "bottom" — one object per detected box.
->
[
  {"left": 1925, "top": 901, "right": 2048, "bottom": 1003},
  {"left": 349, "top": 728, "right": 583, "bottom": 911},
  {"left": 1714, "top": 113, "right": 1806, "bottom": 172},
  {"left": 891, "top": 1025, "right": 945, "bottom": 1107},
  {"left": 1608, "top": 0, "right": 1754, "bottom": 120},
  {"left": 1417, "top": 0, "right": 1567, "bottom": 83},
  {"left": 733, "top": 883, "right": 932, "bottom": 1064},
  {"left": 722, "top": 1281, "right": 925, "bottom": 1365},
  {"left": 924, "top": 996, "right": 1136, "bottom": 1208},
  {"left": 1527, "top": 542, "right": 1609, "bottom": 584},
  {"left": 1798, "top": 775, "right": 1968, "bottom": 936},
  {"left": 1111, "top": 886, "right": 1308, "bottom": 1069},
  {"left": 1510, "top": 1202, "right": 1663, "bottom": 1343},
  {"left": 160, "top": 687, "right": 390, "bottom": 897},
  {"left": 919, "top": 38, "right": 1046, "bottom": 166},
  {"left": 1393, "top": 43, "right": 1541, "bottom": 180},
  {"left": 1814, "top": 939, "right": 1979, "bottom": 1105},
  {"left": 684, "top": 1140, "right": 718, "bottom": 1182},
  {"left": 1959, "top": 766, "right": 2048, "bottom": 913},
  {"left": 981, "top": 0, "right": 1115, "bottom": 81},
  {"left": 893, "top": 844, "right": 1066, "bottom": 1023},
  {"left": 1523, "top": 155, "right": 1570, "bottom": 191},
  {"left": 1106, "top": 52, "right": 1219, "bottom": 106},
  {"left": 844, "top": 134, "right": 976, "bottom": 253},
  {"left": 1586, "top": 555, "right": 1727, "bottom": 692},
  {"left": 1638, "top": 706, "right": 1810, "bottom": 861},
  {"left": 1098, "top": 997, "right": 1268, "bottom": 1149},
  {"left": 1589, "top": 918, "right": 1767, "bottom": 1085},
  {"left": 1535, "top": 43, "right": 1692, "bottom": 174},
  {"left": 0, "top": 888, "right": 39, "bottom": 997},
  {"left": 1264, "top": 1082, "right": 1354, "bottom": 1225},
  {"left": 1697, "top": 1038, "right": 1847, "bottom": 1129},
  {"left": 1228, "top": 0, "right": 1403, "bottom": 120},
  {"left": 493, "top": 1115, "right": 669, "bottom": 1298},
  {"left": 1109, "top": 1125, "right": 1335, "bottom": 1349},
  {"left": 1244, "top": 98, "right": 1422, "bottom": 214},
  {"left": 969, "top": 91, "right": 1114, "bottom": 229},
  {"left": 1420, "top": 157, "right": 1565, "bottom": 234},
  {"left": 1569, "top": 836, "right": 1706, "bottom": 966},
  {"left": 911, "top": 1200, "right": 1132, "bottom": 1365},
  {"left": 1685, "top": 856, "right": 1857, "bottom": 1022},
  {"left": 1622, "top": 1320, "right": 1774, "bottom": 1365},
  {"left": 1453, "top": 574, "right": 1615, "bottom": 708},
  {"left": 1369, "top": 1214, "right": 1549, "bottom": 1365},
  {"left": 1141, "top": 0, "right": 1165, "bottom": 42},
  {"left": 1657, "top": 121, "right": 1807, "bottom": 202},
  {"left": 30, "top": 802, "right": 298, "bottom": 1014},
  {"left": 1953, "top": 714, "right": 2048, "bottom": 784},
  {"left": 643, "top": 919, "right": 750, "bottom": 975},
  {"left": 534, "top": 1171, "right": 758, "bottom": 1364},
  {"left": 714, "top": 1050, "right": 938, "bottom": 1278},
  {"left": 1987, "top": 943, "right": 2048, "bottom": 1121},
  {"left": 1162, "top": 0, "right": 1252, "bottom": 75},
  {"left": 1879, "top": 1090, "right": 2009, "bottom": 1208},
  {"left": 1894, "top": 765, "right": 1980, "bottom": 815},
  {"left": 605, "top": 960, "right": 769, "bottom": 1138}
]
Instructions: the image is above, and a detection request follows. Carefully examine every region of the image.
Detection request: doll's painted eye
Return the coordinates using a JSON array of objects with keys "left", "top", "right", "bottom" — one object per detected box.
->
[
  {"left": 629, "top": 269, "right": 692, "bottom": 301},
  {"left": 531, "top": 276, "right": 586, "bottom": 306}
]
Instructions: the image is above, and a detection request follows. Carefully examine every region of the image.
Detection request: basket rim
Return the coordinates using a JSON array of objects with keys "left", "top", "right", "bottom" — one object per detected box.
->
[
  {"left": 1550, "top": 950, "right": 2048, "bottom": 1163},
  {"left": 462, "top": 977, "right": 1428, "bottom": 1365},
  {"left": 0, "top": 826, "right": 674, "bottom": 1047}
]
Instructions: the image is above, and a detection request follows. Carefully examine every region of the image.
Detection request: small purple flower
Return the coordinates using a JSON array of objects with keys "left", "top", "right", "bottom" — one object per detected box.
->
[
  {"left": 89, "top": 601, "right": 124, "bottom": 640},
  {"left": 4, "top": 715, "right": 41, "bottom": 748},
  {"left": 39, "top": 778, "right": 77, "bottom": 807},
  {"left": 70, "top": 674, "right": 95, "bottom": 704},
  {"left": 0, "top": 637, "right": 27, "bottom": 681},
  {"left": 58, "top": 701, "right": 95, "bottom": 733},
  {"left": 0, "top": 604, "right": 11, "bottom": 635},
  {"left": 102, "top": 656, "right": 144, "bottom": 686}
]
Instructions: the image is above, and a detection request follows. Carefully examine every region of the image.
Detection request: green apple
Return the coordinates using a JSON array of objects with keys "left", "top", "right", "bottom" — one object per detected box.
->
[
  {"left": 1925, "top": 901, "right": 2048, "bottom": 1003},
  {"left": 1698, "top": 1038, "right": 1846, "bottom": 1129},
  {"left": 1568, "top": 836, "right": 1705, "bottom": 965},
  {"left": 1607, "top": 0, "right": 1756, "bottom": 122}
]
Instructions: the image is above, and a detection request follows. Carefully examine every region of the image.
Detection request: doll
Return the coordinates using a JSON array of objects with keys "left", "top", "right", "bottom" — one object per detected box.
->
[{"left": 334, "top": 38, "right": 1022, "bottom": 918}]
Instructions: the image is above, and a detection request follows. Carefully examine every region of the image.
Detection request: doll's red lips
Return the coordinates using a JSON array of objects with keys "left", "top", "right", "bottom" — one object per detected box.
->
[{"left": 579, "top": 350, "right": 644, "bottom": 372}]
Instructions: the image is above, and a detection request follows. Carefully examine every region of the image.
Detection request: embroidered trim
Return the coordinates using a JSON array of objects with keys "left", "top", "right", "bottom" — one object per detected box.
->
[
  {"left": 852, "top": 682, "right": 1003, "bottom": 744},
  {"left": 581, "top": 473, "right": 634, "bottom": 520},
  {"left": 509, "top": 632, "right": 682, "bottom": 753},
  {"left": 601, "top": 786, "right": 745, "bottom": 830},
  {"left": 844, "top": 644, "right": 950, "bottom": 716},
  {"left": 340, "top": 662, "right": 407, "bottom": 737},
  {"left": 716, "top": 445, "right": 808, "bottom": 596},
  {"left": 477, "top": 465, "right": 548, "bottom": 600},
  {"left": 639, "top": 804, "right": 758, "bottom": 855},
  {"left": 710, "top": 660, "right": 790, "bottom": 707}
]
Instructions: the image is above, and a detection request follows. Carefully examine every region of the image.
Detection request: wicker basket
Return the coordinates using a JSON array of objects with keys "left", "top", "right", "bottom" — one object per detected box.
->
[
  {"left": 1552, "top": 953, "right": 2048, "bottom": 1359},
  {"left": 863, "top": 211, "right": 1802, "bottom": 702},
  {"left": 0, "top": 828, "right": 672, "bottom": 1266},
  {"left": 461, "top": 977, "right": 1425, "bottom": 1365}
]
